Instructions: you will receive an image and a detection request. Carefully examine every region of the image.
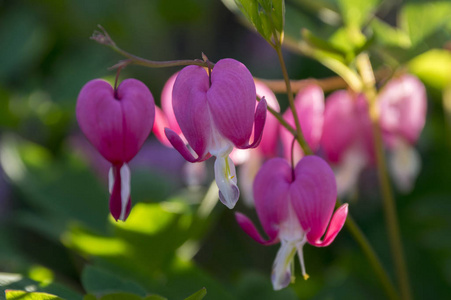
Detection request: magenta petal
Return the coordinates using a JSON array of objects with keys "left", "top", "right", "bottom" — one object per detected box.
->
[
  {"left": 255, "top": 80, "right": 280, "bottom": 157},
  {"left": 153, "top": 106, "right": 172, "bottom": 147},
  {"left": 76, "top": 79, "right": 155, "bottom": 164},
  {"left": 118, "top": 79, "right": 156, "bottom": 162},
  {"left": 236, "top": 98, "right": 267, "bottom": 149},
  {"left": 321, "top": 91, "right": 373, "bottom": 163},
  {"left": 309, "top": 203, "right": 348, "bottom": 247},
  {"left": 172, "top": 65, "right": 212, "bottom": 158},
  {"left": 165, "top": 128, "right": 210, "bottom": 162},
  {"left": 235, "top": 212, "right": 279, "bottom": 245},
  {"left": 378, "top": 75, "right": 427, "bottom": 146},
  {"left": 161, "top": 72, "right": 182, "bottom": 134},
  {"left": 207, "top": 59, "right": 257, "bottom": 147},
  {"left": 253, "top": 158, "right": 293, "bottom": 241},
  {"left": 280, "top": 85, "right": 324, "bottom": 162},
  {"left": 289, "top": 156, "right": 338, "bottom": 243}
]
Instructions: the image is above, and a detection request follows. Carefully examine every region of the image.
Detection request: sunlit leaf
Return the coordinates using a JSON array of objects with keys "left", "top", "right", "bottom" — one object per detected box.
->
[
  {"left": 0, "top": 272, "right": 81, "bottom": 299},
  {"left": 5, "top": 290, "right": 61, "bottom": 300},
  {"left": 62, "top": 225, "right": 128, "bottom": 257},
  {"left": 184, "top": 287, "right": 206, "bottom": 300},
  {"left": 81, "top": 266, "right": 148, "bottom": 297},
  {"left": 338, "top": 0, "right": 379, "bottom": 28},
  {"left": 234, "top": 0, "right": 285, "bottom": 44},
  {"left": 370, "top": 18, "right": 411, "bottom": 49},
  {"left": 409, "top": 49, "right": 451, "bottom": 91},
  {"left": 400, "top": 1, "right": 451, "bottom": 47}
]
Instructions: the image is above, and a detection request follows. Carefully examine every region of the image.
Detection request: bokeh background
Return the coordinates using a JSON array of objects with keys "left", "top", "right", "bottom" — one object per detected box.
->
[{"left": 1, "top": 0, "right": 451, "bottom": 299}]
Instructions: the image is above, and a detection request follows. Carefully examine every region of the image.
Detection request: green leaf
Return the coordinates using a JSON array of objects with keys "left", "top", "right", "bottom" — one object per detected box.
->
[
  {"left": 81, "top": 266, "right": 148, "bottom": 297},
  {"left": 0, "top": 273, "right": 82, "bottom": 300},
  {"left": 370, "top": 18, "right": 411, "bottom": 49},
  {"left": 83, "top": 292, "right": 168, "bottom": 300},
  {"left": 184, "top": 287, "right": 206, "bottom": 300},
  {"left": 338, "top": 0, "right": 379, "bottom": 28},
  {"left": 400, "top": 1, "right": 451, "bottom": 47},
  {"left": 234, "top": 0, "right": 285, "bottom": 43},
  {"left": 5, "top": 290, "right": 61, "bottom": 300},
  {"left": 409, "top": 49, "right": 451, "bottom": 91}
]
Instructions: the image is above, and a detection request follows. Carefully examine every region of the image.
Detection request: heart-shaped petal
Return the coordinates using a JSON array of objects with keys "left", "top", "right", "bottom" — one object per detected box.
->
[
  {"left": 207, "top": 59, "right": 257, "bottom": 148},
  {"left": 76, "top": 79, "right": 155, "bottom": 164},
  {"left": 253, "top": 158, "right": 293, "bottom": 242},
  {"left": 172, "top": 66, "right": 212, "bottom": 159},
  {"left": 289, "top": 155, "right": 338, "bottom": 244}
]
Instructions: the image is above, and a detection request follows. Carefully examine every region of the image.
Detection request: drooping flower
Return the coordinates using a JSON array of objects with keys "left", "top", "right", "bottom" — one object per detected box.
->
[
  {"left": 321, "top": 75, "right": 427, "bottom": 195},
  {"left": 76, "top": 78, "right": 155, "bottom": 221},
  {"left": 236, "top": 156, "right": 348, "bottom": 290},
  {"left": 321, "top": 91, "right": 374, "bottom": 197},
  {"left": 239, "top": 84, "right": 325, "bottom": 206},
  {"left": 280, "top": 84, "right": 325, "bottom": 164},
  {"left": 378, "top": 75, "right": 427, "bottom": 191},
  {"left": 152, "top": 72, "right": 207, "bottom": 188},
  {"left": 165, "top": 58, "right": 267, "bottom": 209}
]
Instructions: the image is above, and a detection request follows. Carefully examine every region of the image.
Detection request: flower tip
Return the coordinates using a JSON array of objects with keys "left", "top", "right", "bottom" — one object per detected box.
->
[{"left": 303, "top": 273, "right": 310, "bottom": 280}]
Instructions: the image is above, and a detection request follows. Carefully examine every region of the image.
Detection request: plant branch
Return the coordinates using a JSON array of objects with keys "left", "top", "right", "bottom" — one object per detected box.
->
[
  {"left": 343, "top": 210, "right": 400, "bottom": 300},
  {"left": 274, "top": 42, "right": 312, "bottom": 155},
  {"left": 356, "top": 53, "right": 412, "bottom": 300},
  {"left": 91, "top": 25, "right": 210, "bottom": 69}
]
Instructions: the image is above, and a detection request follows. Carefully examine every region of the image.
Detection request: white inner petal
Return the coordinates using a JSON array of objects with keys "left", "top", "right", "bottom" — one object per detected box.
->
[
  {"left": 214, "top": 155, "right": 239, "bottom": 209},
  {"left": 271, "top": 240, "right": 297, "bottom": 290},
  {"left": 271, "top": 202, "right": 308, "bottom": 290},
  {"left": 119, "top": 163, "right": 131, "bottom": 221},
  {"left": 108, "top": 167, "right": 114, "bottom": 194},
  {"left": 389, "top": 138, "right": 421, "bottom": 192},
  {"left": 334, "top": 145, "right": 367, "bottom": 198}
]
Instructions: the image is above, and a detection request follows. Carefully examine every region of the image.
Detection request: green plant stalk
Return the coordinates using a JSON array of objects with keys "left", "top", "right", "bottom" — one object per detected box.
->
[
  {"left": 92, "top": 25, "right": 210, "bottom": 69},
  {"left": 343, "top": 209, "right": 400, "bottom": 300},
  {"left": 357, "top": 54, "right": 412, "bottom": 300},
  {"left": 274, "top": 43, "right": 312, "bottom": 155}
]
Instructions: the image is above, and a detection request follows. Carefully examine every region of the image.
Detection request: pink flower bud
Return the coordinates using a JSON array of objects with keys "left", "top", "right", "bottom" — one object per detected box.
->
[{"left": 76, "top": 78, "right": 155, "bottom": 221}]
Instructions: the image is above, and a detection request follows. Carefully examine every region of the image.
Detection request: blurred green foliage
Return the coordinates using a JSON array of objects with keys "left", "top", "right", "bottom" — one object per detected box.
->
[{"left": 1, "top": 0, "right": 451, "bottom": 299}]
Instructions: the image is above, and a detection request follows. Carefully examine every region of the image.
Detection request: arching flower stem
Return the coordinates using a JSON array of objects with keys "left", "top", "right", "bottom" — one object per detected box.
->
[
  {"left": 357, "top": 53, "right": 412, "bottom": 300},
  {"left": 341, "top": 202, "right": 400, "bottom": 300},
  {"left": 91, "top": 25, "right": 211, "bottom": 70},
  {"left": 273, "top": 41, "right": 312, "bottom": 155}
]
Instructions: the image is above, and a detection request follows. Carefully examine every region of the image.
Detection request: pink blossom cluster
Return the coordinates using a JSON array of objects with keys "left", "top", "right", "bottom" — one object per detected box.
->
[{"left": 76, "top": 57, "right": 426, "bottom": 290}]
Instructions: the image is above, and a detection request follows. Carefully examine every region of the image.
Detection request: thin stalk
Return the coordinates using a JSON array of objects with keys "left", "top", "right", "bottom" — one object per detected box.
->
[
  {"left": 357, "top": 53, "right": 412, "bottom": 300},
  {"left": 257, "top": 96, "right": 296, "bottom": 137},
  {"left": 92, "top": 25, "right": 209, "bottom": 69},
  {"left": 343, "top": 210, "right": 400, "bottom": 300},
  {"left": 274, "top": 43, "right": 312, "bottom": 155},
  {"left": 257, "top": 68, "right": 392, "bottom": 94}
]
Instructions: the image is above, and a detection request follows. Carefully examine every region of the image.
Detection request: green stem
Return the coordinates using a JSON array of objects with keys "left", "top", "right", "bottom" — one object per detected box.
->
[
  {"left": 274, "top": 44, "right": 312, "bottom": 155},
  {"left": 92, "top": 25, "right": 210, "bottom": 69},
  {"left": 357, "top": 54, "right": 412, "bottom": 300},
  {"left": 258, "top": 96, "right": 297, "bottom": 137},
  {"left": 343, "top": 210, "right": 400, "bottom": 300}
]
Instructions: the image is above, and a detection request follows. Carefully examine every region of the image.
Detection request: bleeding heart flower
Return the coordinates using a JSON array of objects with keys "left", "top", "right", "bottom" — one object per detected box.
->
[
  {"left": 76, "top": 78, "right": 155, "bottom": 221},
  {"left": 236, "top": 156, "right": 348, "bottom": 290},
  {"left": 165, "top": 58, "right": 267, "bottom": 209},
  {"left": 321, "top": 91, "right": 374, "bottom": 197},
  {"left": 378, "top": 74, "right": 427, "bottom": 191}
]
